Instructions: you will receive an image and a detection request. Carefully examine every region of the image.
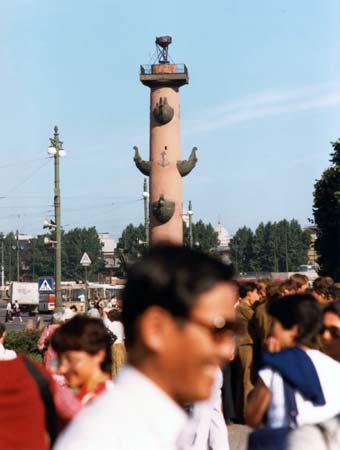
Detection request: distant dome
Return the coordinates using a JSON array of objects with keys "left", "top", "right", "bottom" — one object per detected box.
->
[{"left": 215, "top": 222, "right": 230, "bottom": 247}]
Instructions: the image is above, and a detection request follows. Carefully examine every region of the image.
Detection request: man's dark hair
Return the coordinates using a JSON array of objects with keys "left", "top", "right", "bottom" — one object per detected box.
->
[
  {"left": 323, "top": 301, "right": 340, "bottom": 318},
  {"left": 239, "top": 282, "right": 258, "bottom": 299},
  {"left": 267, "top": 294, "right": 322, "bottom": 347},
  {"left": 51, "top": 315, "right": 112, "bottom": 374},
  {"left": 289, "top": 273, "right": 309, "bottom": 288},
  {"left": 107, "top": 308, "right": 122, "bottom": 322},
  {"left": 0, "top": 323, "right": 5, "bottom": 339},
  {"left": 122, "top": 245, "right": 234, "bottom": 347},
  {"left": 328, "top": 286, "right": 340, "bottom": 302},
  {"left": 313, "top": 276, "right": 334, "bottom": 294}
]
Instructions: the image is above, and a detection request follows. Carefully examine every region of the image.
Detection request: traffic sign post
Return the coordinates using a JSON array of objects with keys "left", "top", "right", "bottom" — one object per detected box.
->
[{"left": 80, "top": 253, "right": 92, "bottom": 312}]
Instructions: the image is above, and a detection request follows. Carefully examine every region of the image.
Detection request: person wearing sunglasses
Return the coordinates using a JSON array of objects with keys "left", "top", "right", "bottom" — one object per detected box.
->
[{"left": 321, "top": 302, "right": 340, "bottom": 363}]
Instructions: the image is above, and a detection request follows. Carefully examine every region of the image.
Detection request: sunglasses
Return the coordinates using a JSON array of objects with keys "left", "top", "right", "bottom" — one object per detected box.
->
[
  {"left": 186, "top": 316, "right": 243, "bottom": 339},
  {"left": 320, "top": 325, "right": 340, "bottom": 339}
]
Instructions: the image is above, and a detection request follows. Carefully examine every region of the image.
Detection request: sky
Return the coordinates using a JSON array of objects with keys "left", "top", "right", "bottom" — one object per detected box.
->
[{"left": 0, "top": 0, "right": 340, "bottom": 240}]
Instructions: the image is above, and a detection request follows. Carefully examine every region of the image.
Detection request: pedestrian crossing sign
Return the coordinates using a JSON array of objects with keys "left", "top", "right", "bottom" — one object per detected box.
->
[
  {"left": 80, "top": 252, "right": 92, "bottom": 266},
  {"left": 38, "top": 277, "right": 54, "bottom": 293}
]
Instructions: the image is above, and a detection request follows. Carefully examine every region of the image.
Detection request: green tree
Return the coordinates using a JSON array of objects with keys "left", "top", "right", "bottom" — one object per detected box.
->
[
  {"left": 117, "top": 224, "right": 146, "bottom": 257},
  {"left": 229, "top": 227, "right": 255, "bottom": 273},
  {"left": 286, "top": 219, "right": 310, "bottom": 271},
  {"left": 24, "top": 234, "right": 55, "bottom": 280},
  {"left": 183, "top": 220, "right": 219, "bottom": 253},
  {"left": 24, "top": 227, "right": 105, "bottom": 281},
  {"left": 230, "top": 220, "right": 309, "bottom": 274},
  {"left": 62, "top": 227, "right": 105, "bottom": 280},
  {"left": 253, "top": 222, "right": 277, "bottom": 272},
  {"left": 313, "top": 139, "right": 340, "bottom": 279}
]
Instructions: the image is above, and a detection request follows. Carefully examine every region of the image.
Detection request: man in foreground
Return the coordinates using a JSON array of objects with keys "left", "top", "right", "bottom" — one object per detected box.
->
[{"left": 54, "top": 245, "right": 238, "bottom": 450}]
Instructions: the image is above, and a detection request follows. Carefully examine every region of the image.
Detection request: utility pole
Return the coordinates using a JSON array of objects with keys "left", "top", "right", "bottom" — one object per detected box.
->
[
  {"left": 143, "top": 178, "right": 150, "bottom": 248},
  {"left": 16, "top": 229, "right": 20, "bottom": 281},
  {"left": 188, "top": 200, "right": 193, "bottom": 248},
  {"left": 48, "top": 126, "right": 66, "bottom": 313}
]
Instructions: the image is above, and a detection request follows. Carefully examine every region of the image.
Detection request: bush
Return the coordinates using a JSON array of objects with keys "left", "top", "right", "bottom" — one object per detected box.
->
[{"left": 5, "top": 330, "right": 42, "bottom": 361}]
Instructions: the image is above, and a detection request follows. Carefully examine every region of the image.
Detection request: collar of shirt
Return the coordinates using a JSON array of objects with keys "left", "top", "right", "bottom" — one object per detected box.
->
[{"left": 116, "top": 365, "right": 189, "bottom": 449}]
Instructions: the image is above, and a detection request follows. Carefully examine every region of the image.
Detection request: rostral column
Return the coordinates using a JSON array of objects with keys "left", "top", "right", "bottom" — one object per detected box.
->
[{"left": 134, "top": 36, "right": 197, "bottom": 245}]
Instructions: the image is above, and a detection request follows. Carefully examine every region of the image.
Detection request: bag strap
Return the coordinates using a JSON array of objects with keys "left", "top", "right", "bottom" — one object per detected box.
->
[
  {"left": 23, "top": 356, "right": 58, "bottom": 446},
  {"left": 282, "top": 378, "right": 298, "bottom": 428}
]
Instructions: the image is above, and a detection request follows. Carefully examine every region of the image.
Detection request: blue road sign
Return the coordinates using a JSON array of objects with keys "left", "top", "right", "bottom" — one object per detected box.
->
[{"left": 38, "top": 277, "right": 54, "bottom": 293}]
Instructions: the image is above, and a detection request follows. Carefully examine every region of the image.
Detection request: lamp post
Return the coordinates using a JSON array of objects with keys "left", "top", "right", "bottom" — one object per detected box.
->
[
  {"left": 143, "top": 178, "right": 150, "bottom": 248},
  {"left": 188, "top": 201, "right": 193, "bottom": 248},
  {"left": 48, "top": 126, "right": 66, "bottom": 313},
  {"left": 16, "top": 229, "right": 20, "bottom": 281}
]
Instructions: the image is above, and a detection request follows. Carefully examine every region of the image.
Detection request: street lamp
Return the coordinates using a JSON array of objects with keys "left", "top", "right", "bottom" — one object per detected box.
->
[
  {"left": 188, "top": 200, "right": 193, "bottom": 249},
  {"left": 47, "top": 126, "right": 66, "bottom": 313},
  {"left": 143, "top": 178, "right": 150, "bottom": 248}
]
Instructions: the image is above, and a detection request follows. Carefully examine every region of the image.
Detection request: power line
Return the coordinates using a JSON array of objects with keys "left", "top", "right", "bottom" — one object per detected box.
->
[
  {"left": 4, "top": 159, "right": 50, "bottom": 195},
  {"left": 0, "top": 157, "right": 49, "bottom": 169}
]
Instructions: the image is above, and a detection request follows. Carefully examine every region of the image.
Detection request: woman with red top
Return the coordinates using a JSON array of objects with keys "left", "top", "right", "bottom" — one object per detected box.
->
[{"left": 51, "top": 315, "right": 113, "bottom": 405}]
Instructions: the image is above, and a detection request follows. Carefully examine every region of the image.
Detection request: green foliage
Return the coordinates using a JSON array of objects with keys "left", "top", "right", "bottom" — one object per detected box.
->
[
  {"left": 24, "top": 233, "right": 56, "bottom": 280},
  {"left": 229, "top": 227, "right": 255, "bottom": 273},
  {"left": 117, "top": 223, "right": 146, "bottom": 257},
  {"left": 229, "top": 220, "right": 310, "bottom": 274},
  {"left": 313, "top": 139, "right": 340, "bottom": 279},
  {"left": 5, "top": 330, "right": 42, "bottom": 360},
  {"left": 183, "top": 220, "right": 219, "bottom": 253},
  {"left": 61, "top": 227, "right": 105, "bottom": 280},
  {"left": 118, "top": 220, "right": 219, "bottom": 258},
  {"left": 9, "top": 227, "right": 105, "bottom": 281}
]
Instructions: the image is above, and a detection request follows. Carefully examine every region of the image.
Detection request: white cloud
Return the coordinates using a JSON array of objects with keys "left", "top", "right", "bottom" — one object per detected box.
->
[{"left": 185, "top": 81, "right": 340, "bottom": 135}]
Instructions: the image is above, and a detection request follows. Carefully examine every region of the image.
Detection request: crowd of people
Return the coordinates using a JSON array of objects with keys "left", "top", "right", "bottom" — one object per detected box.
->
[{"left": 0, "top": 246, "right": 339, "bottom": 450}]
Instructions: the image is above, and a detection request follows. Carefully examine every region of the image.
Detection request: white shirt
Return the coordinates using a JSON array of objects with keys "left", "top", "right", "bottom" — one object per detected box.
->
[
  {"left": 0, "top": 343, "right": 17, "bottom": 361},
  {"left": 103, "top": 317, "right": 125, "bottom": 343},
  {"left": 259, "top": 349, "right": 340, "bottom": 428},
  {"left": 188, "top": 368, "right": 229, "bottom": 450},
  {"left": 54, "top": 365, "right": 188, "bottom": 450}
]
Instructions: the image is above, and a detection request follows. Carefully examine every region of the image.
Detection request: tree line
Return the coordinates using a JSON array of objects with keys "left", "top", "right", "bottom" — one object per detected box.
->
[
  {"left": 117, "top": 220, "right": 220, "bottom": 256},
  {"left": 229, "top": 219, "right": 311, "bottom": 274},
  {"left": 1, "top": 227, "right": 105, "bottom": 282},
  {"left": 0, "top": 216, "right": 313, "bottom": 283}
]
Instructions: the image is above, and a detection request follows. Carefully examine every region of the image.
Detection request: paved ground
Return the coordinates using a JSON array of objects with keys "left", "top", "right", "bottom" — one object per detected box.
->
[
  {"left": 0, "top": 299, "right": 50, "bottom": 330},
  {"left": 228, "top": 424, "right": 251, "bottom": 450}
]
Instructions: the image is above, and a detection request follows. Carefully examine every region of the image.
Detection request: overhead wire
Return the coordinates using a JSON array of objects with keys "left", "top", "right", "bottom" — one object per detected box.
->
[
  {"left": 4, "top": 158, "right": 51, "bottom": 195},
  {"left": 0, "top": 156, "right": 49, "bottom": 170}
]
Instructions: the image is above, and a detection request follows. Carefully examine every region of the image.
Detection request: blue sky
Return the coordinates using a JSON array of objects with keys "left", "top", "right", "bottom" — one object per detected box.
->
[{"left": 0, "top": 0, "right": 340, "bottom": 239}]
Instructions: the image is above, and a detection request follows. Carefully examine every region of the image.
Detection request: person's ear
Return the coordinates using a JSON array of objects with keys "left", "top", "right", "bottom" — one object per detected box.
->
[
  {"left": 138, "top": 306, "right": 176, "bottom": 353},
  {"left": 94, "top": 348, "right": 106, "bottom": 365}
]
